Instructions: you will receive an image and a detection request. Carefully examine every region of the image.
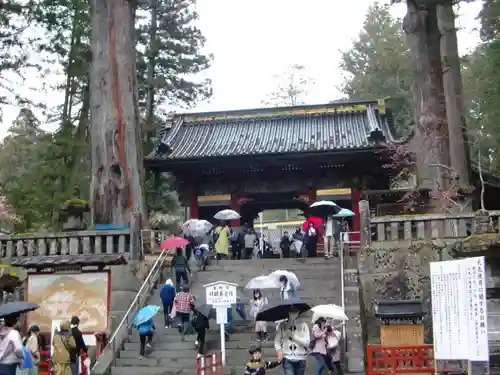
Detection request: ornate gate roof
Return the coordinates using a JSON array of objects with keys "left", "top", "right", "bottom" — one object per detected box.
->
[{"left": 146, "top": 99, "right": 401, "bottom": 162}]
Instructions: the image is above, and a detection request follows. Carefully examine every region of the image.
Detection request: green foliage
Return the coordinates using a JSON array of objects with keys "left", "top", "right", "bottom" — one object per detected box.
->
[
  {"left": 339, "top": 3, "right": 414, "bottom": 134},
  {"left": 461, "top": 0, "right": 500, "bottom": 172},
  {"left": 136, "top": 0, "right": 212, "bottom": 116},
  {"left": 0, "top": 0, "right": 208, "bottom": 231}
]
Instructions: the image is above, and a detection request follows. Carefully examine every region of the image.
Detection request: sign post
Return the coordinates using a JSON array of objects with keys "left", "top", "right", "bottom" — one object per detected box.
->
[
  {"left": 430, "top": 257, "right": 489, "bottom": 375},
  {"left": 204, "top": 281, "right": 238, "bottom": 366}
]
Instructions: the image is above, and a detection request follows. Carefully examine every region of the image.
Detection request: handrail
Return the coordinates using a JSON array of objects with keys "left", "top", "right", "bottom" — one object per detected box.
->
[
  {"left": 91, "top": 249, "right": 169, "bottom": 375},
  {"left": 339, "top": 232, "right": 360, "bottom": 357}
]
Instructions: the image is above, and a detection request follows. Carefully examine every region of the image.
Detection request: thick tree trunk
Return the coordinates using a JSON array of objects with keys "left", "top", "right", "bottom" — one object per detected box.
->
[
  {"left": 144, "top": 0, "right": 158, "bottom": 135},
  {"left": 436, "top": 2, "right": 472, "bottom": 191},
  {"left": 403, "top": 1, "right": 450, "bottom": 205},
  {"left": 89, "top": 0, "right": 146, "bottom": 225}
]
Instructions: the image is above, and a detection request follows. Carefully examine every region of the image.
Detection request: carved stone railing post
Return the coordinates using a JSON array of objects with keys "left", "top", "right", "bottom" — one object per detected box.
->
[
  {"left": 474, "top": 209, "right": 493, "bottom": 234},
  {"left": 359, "top": 200, "right": 371, "bottom": 248}
]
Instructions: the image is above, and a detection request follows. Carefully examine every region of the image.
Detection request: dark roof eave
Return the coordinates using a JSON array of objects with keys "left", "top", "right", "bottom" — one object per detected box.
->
[
  {"left": 11, "top": 254, "right": 128, "bottom": 269},
  {"left": 144, "top": 147, "right": 386, "bottom": 168}
]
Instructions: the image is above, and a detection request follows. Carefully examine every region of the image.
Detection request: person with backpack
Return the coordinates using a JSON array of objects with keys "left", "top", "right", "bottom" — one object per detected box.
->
[
  {"left": 137, "top": 317, "right": 155, "bottom": 359},
  {"left": 310, "top": 317, "right": 334, "bottom": 375},
  {"left": 171, "top": 247, "right": 191, "bottom": 292},
  {"left": 20, "top": 324, "right": 40, "bottom": 375}
]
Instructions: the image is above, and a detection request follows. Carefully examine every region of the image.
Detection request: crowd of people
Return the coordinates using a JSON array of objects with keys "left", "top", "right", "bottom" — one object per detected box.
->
[
  {"left": 182, "top": 217, "right": 351, "bottom": 263},
  {"left": 136, "top": 268, "right": 344, "bottom": 375},
  {"left": 0, "top": 314, "right": 88, "bottom": 375}
]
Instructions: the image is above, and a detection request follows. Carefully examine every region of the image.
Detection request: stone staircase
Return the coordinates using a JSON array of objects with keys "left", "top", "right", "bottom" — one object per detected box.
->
[{"left": 107, "top": 256, "right": 354, "bottom": 375}]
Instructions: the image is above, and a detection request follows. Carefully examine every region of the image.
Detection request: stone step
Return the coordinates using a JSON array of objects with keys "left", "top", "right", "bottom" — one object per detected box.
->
[
  {"left": 115, "top": 357, "right": 195, "bottom": 367},
  {"left": 124, "top": 337, "right": 276, "bottom": 352},
  {"left": 110, "top": 364, "right": 326, "bottom": 375}
]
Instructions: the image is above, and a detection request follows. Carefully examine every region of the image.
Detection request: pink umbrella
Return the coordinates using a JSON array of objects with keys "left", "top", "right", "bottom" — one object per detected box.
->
[{"left": 160, "top": 236, "right": 189, "bottom": 250}]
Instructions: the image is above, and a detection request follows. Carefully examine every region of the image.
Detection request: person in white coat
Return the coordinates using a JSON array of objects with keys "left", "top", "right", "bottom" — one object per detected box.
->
[
  {"left": 249, "top": 289, "right": 268, "bottom": 341},
  {"left": 274, "top": 308, "right": 310, "bottom": 375}
]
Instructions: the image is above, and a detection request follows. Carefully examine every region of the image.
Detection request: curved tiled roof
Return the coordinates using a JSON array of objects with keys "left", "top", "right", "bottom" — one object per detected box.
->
[{"left": 147, "top": 101, "right": 401, "bottom": 161}]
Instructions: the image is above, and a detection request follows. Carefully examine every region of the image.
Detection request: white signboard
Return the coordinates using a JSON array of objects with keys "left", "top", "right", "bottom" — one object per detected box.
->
[
  {"left": 205, "top": 281, "right": 237, "bottom": 307},
  {"left": 430, "top": 257, "right": 488, "bottom": 361}
]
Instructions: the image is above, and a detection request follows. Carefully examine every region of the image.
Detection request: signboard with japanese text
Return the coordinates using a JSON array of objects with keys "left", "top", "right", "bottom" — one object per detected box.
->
[
  {"left": 430, "top": 257, "right": 488, "bottom": 361},
  {"left": 204, "top": 281, "right": 237, "bottom": 307}
]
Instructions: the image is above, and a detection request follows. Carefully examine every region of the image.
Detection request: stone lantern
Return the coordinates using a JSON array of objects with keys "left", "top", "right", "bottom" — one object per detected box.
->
[{"left": 60, "top": 194, "right": 90, "bottom": 231}]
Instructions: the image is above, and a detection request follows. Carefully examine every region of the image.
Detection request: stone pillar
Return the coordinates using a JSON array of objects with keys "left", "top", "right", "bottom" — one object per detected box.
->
[
  {"left": 190, "top": 197, "right": 198, "bottom": 219},
  {"left": 342, "top": 199, "right": 371, "bottom": 373},
  {"left": 359, "top": 200, "right": 372, "bottom": 248},
  {"left": 109, "top": 266, "right": 141, "bottom": 333},
  {"left": 230, "top": 194, "right": 241, "bottom": 226},
  {"left": 351, "top": 189, "right": 361, "bottom": 242}
]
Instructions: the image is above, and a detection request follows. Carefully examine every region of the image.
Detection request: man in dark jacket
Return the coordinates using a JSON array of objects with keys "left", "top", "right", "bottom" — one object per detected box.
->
[
  {"left": 279, "top": 231, "right": 291, "bottom": 258},
  {"left": 193, "top": 310, "right": 209, "bottom": 358},
  {"left": 70, "top": 316, "right": 87, "bottom": 375}
]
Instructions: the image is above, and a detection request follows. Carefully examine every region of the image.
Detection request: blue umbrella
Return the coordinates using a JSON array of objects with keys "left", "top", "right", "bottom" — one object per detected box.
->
[
  {"left": 333, "top": 208, "right": 355, "bottom": 217},
  {"left": 134, "top": 305, "right": 160, "bottom": 326},
  {"left": 0, "top": 302, "right": 38, "bottom": 318}
]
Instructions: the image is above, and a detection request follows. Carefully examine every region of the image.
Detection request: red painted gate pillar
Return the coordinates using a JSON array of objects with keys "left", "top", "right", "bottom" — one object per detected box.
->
[
  {"left": 230, "top": 194, "right": 241, "bottom": 226},
  {"left": 190, "top": 197, "right": 198, "bottom": 219},
  {"left": 351, "top": 189, "right": 361, "bottom": 242}
]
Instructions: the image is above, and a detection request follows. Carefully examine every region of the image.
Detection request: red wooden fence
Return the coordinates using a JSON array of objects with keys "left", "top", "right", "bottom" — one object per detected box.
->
[{"left": 367, "top": 345, "right": 437, "bottom": 375}]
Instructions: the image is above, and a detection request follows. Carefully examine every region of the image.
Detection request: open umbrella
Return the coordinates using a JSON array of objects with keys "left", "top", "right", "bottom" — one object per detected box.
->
[
  {"left": 269, "top": 270, "right": 300, "bottom": 288},
  {"left": 333, "top": 208, "right": 355, "bottom": 218},
  {"left": 195, "top": 299, "right": 216, "bottom": 319},
  {"left": 0, "top": 301, "right": 38, "bottom": 318},
  {"left": 214, "top": 209, "right": 240, "bottom": 221},
  {"left": 244, "top": 276, "right": 280, "bottom": 290},
  {"left": 134, "top": 305, "right": 160, "bottom": 326},
  {"left": 160, "top": 236, "right": 189, "bottom": 250},
  {"left": 256, "top": 299, "right": 311, "bottom": 322},
  {"left": 183, "top": 219, "right": 213, "bottom": 237},
  {"left": 302, "top": 216, "right": 324, "bottom": 234},
  {"left": 309, "top": 201, "right": 342, "bottom": 217},
  {"left": 311, "top": 304, "right": 348, "bottom": 321}
]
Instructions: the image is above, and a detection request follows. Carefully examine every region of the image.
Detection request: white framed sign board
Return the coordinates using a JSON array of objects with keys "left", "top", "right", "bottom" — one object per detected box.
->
[
  {"left": 204, "top": 281, "right": 237, "bottom": 307},
  {"left": 430, "top": 257, "right": 488, "bottom": 361},
  {"left": 203, "top": 281, "right": 238, "bottom": 366}
]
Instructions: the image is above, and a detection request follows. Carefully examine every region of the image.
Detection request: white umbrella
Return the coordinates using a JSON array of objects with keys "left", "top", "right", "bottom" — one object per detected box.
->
[
  {"left": 309, "top": 200, "right": 342, "bottom": 217},
  {"left": 244, "top": 276, "right": 281, "bottom": 290},
  {"left": 311, "top": 304, "right": 348, "bottom": 321},
  {"left": 214, "top": 209, "right": 241, "bottom": 220},
  {"left": 269, "top": 270, "right": 300, "bottom": 288},
  {"left": 182, "top": 219, "right": 213, "bottom": 237}
]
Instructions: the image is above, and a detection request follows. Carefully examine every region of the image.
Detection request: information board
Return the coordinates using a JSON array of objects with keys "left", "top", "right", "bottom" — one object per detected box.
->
[{"left": 430, "top": 257, "right": 488, "bottom": 361}]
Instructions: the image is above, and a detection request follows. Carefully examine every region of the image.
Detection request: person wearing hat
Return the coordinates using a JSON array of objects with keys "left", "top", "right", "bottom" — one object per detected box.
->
[{"left": 244, "top": 345, "right": 281, "bottom": 375}]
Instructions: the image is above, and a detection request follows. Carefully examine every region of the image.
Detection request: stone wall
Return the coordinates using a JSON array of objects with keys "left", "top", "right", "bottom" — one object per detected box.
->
[{"left": 357, "top": 242, "right": 444, "bottom": 343}]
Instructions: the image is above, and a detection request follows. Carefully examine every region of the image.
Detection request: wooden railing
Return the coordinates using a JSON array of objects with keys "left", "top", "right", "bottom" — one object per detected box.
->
[
  {"left": 0, "top": 229, "right": 132, "bottom": 259},
  {"left": 370, "top": 210, "right": 500, "bottom": 242}
]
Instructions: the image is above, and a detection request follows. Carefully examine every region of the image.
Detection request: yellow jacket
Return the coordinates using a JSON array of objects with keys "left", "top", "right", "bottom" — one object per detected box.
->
[{"left": 52, "top": 321, "right": 76, "bottom": 364}]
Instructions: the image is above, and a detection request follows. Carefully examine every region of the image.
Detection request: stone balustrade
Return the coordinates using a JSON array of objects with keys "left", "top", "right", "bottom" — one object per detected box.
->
[
  {"left": 371, "top": 210, "right": 500, "bottom": 242},
  {"left": 0, "top": 229, "right": 132, "bottom": 260}
]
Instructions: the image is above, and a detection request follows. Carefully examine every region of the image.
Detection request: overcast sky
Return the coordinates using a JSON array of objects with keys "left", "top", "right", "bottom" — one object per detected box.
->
[{"left": 0, "top": 0, "right": 483, "bottom": 138}]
